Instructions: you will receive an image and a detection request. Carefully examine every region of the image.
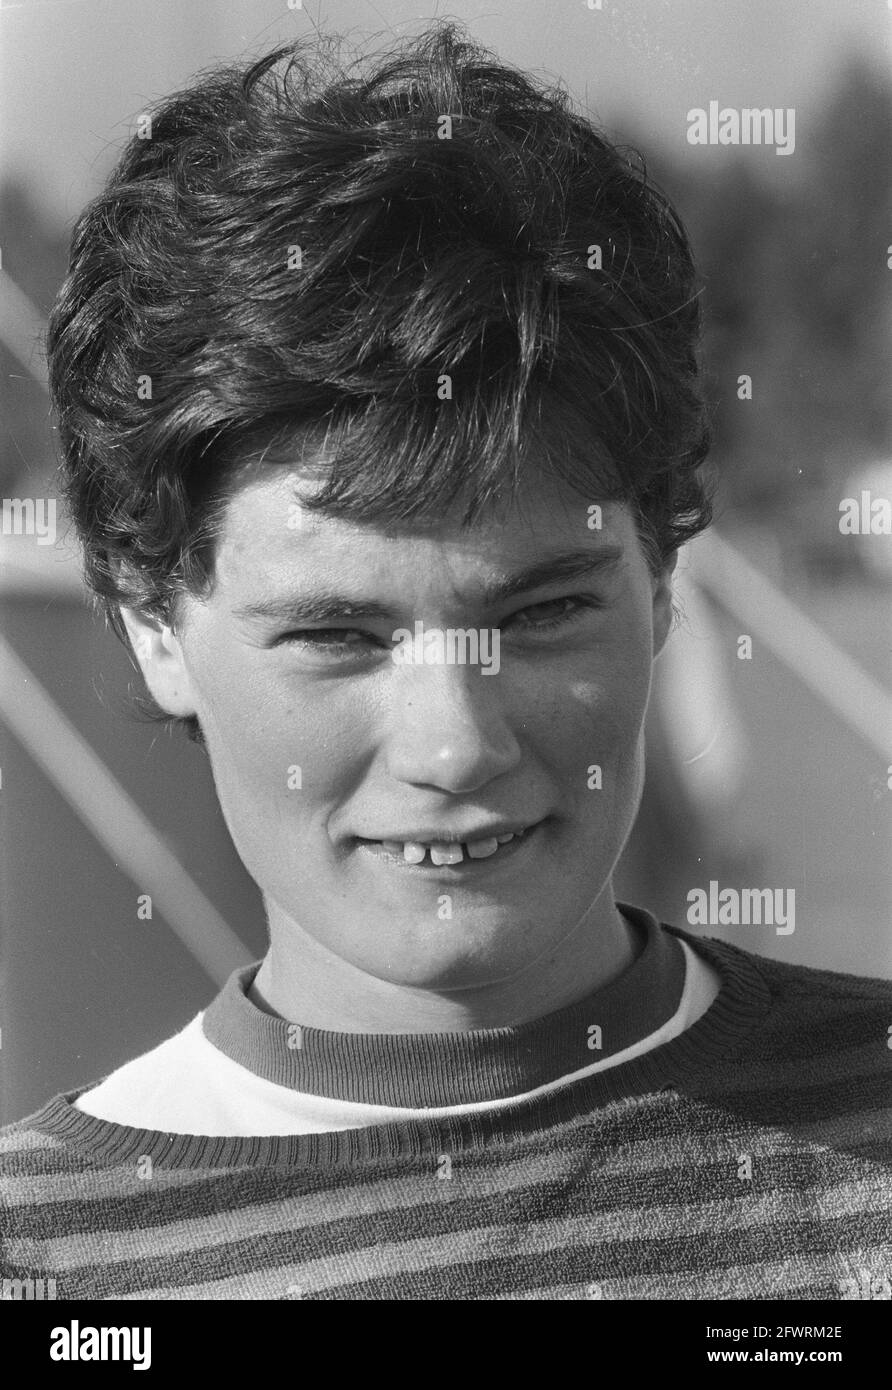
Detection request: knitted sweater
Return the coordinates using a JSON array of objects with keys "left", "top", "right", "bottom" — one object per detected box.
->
[{"left": 1, "top": 912, "right": 890, "bottom": 1301}]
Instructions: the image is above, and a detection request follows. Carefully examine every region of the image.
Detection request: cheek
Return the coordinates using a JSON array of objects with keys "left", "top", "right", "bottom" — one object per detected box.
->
[
  {"left": 552, "top": 638, "right": 652, "bottom": 799},
  {"left": 192, "top": 655, "right": 368, "bottom": 844},
  {"left": 560, "top": 633, "right": 653, "bottom": 738}
]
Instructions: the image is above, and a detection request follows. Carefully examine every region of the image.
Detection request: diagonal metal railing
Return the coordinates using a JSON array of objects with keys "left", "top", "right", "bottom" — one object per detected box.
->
[
  {"left": 690, "top": 531, "right": 891, "bottom": 761},
  {"left": 0, "top": 630, "right": 253, "bottom": 985}
]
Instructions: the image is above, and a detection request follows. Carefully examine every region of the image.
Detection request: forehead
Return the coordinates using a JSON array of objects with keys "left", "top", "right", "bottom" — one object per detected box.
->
[{"left": 213, "top": 466, "right": 640, "bottom": 598}]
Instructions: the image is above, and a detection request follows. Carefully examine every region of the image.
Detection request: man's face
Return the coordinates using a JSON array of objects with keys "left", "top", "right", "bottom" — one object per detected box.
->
[{"left": 134, "top": 464, "right": 674, "bottom": 990}]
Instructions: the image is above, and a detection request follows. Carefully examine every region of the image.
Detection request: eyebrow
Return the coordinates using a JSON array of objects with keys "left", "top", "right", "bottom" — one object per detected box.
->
[{"left": 233, "top": 546, "right": 626, "bottom": 625}]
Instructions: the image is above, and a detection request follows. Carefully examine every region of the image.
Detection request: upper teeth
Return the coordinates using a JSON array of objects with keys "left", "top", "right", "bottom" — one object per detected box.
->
[{"left": 380, "top": 832, "right": 521, "bottom": 864}]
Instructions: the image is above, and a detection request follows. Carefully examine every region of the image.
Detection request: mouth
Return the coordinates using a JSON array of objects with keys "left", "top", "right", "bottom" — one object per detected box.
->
[{"left": 354, "top": 820, "right": 545, "bottom": 872}]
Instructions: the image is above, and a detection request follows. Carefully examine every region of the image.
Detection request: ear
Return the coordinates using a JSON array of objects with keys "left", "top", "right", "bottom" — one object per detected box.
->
[
  {"left": 118, "top": 607, "right": 199, "bottom": 718},
  {"left": 651, "top": 551, "right": 678, "bottom": 659}
]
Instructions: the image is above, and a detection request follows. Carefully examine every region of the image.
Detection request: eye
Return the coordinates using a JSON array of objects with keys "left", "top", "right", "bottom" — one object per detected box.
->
[
  {"left": 276, "top": 595, "right": 603, "bottom": 658},
  {"left": 277, "top": 628, "right": 381, "bottom": 656},
  {"left": 507, "top": 594, "right": 602, "bottom": 632}
]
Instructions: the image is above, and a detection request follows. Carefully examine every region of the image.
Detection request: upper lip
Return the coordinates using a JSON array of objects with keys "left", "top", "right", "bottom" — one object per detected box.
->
[{"left": 360, "top": 821, "right": 539, "bottom": 843}]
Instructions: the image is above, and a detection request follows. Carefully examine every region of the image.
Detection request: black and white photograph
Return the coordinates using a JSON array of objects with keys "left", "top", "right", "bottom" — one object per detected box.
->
[{"left": 0, "top": 0, "right": 890, "bottom": 1343}]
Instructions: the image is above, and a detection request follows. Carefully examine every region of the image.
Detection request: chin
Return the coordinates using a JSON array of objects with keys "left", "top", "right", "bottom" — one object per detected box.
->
[{"left": 350, "top": 922, "right": 552, "bottom": 994}]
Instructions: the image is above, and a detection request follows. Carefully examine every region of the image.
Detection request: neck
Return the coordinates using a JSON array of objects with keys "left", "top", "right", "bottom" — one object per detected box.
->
[{"left": 249, "top": 885, "right": 639, "bottom": 1032}]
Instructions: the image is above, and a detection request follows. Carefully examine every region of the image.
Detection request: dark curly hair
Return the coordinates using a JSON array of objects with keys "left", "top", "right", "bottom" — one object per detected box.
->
[{"left": 46, "top": 20, "right": 712, "bottom": 741}]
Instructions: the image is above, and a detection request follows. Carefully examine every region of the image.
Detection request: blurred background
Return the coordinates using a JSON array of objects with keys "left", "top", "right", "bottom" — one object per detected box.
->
[{"left": 1, "top": 0, "right": 890, "bottom": 1124}]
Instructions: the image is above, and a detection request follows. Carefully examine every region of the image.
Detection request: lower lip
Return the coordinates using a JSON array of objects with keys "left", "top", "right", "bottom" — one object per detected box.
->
[{"left": 354, "top": 821, "right": 545, "bottom": 874}]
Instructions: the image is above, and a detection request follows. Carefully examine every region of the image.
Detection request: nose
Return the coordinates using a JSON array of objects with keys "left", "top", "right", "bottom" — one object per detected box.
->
[{"left": 385, "top": 660, "right": 522, "bottom": 794}]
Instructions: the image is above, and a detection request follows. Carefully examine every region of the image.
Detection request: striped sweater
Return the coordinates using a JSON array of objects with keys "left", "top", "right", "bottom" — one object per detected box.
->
[{"left": 1, "top": 920, "right": 891, "bottom": 1300}]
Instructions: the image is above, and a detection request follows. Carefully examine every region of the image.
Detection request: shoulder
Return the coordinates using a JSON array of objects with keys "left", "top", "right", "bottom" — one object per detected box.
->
[
  {"left": 671, "top": 924, "right": 892, "bottom": 1012},
  {"left": 668, "top": 927, "right": 892, "bottom": 1146},
  {"left": 0, "top": 1014, "right": 205, "bottom": 1171},
  {"left": 680, "top": 926, "right": 892, "bottom": 1047}
]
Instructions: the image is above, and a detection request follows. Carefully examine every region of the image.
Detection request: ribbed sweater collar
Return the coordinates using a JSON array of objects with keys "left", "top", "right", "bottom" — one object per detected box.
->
[
  {"left": 27, "top": 913, "right": 774, "bottom": 1168},
  {"left": 200, "top": 903, "right": 684, "bottom": 1106}
]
